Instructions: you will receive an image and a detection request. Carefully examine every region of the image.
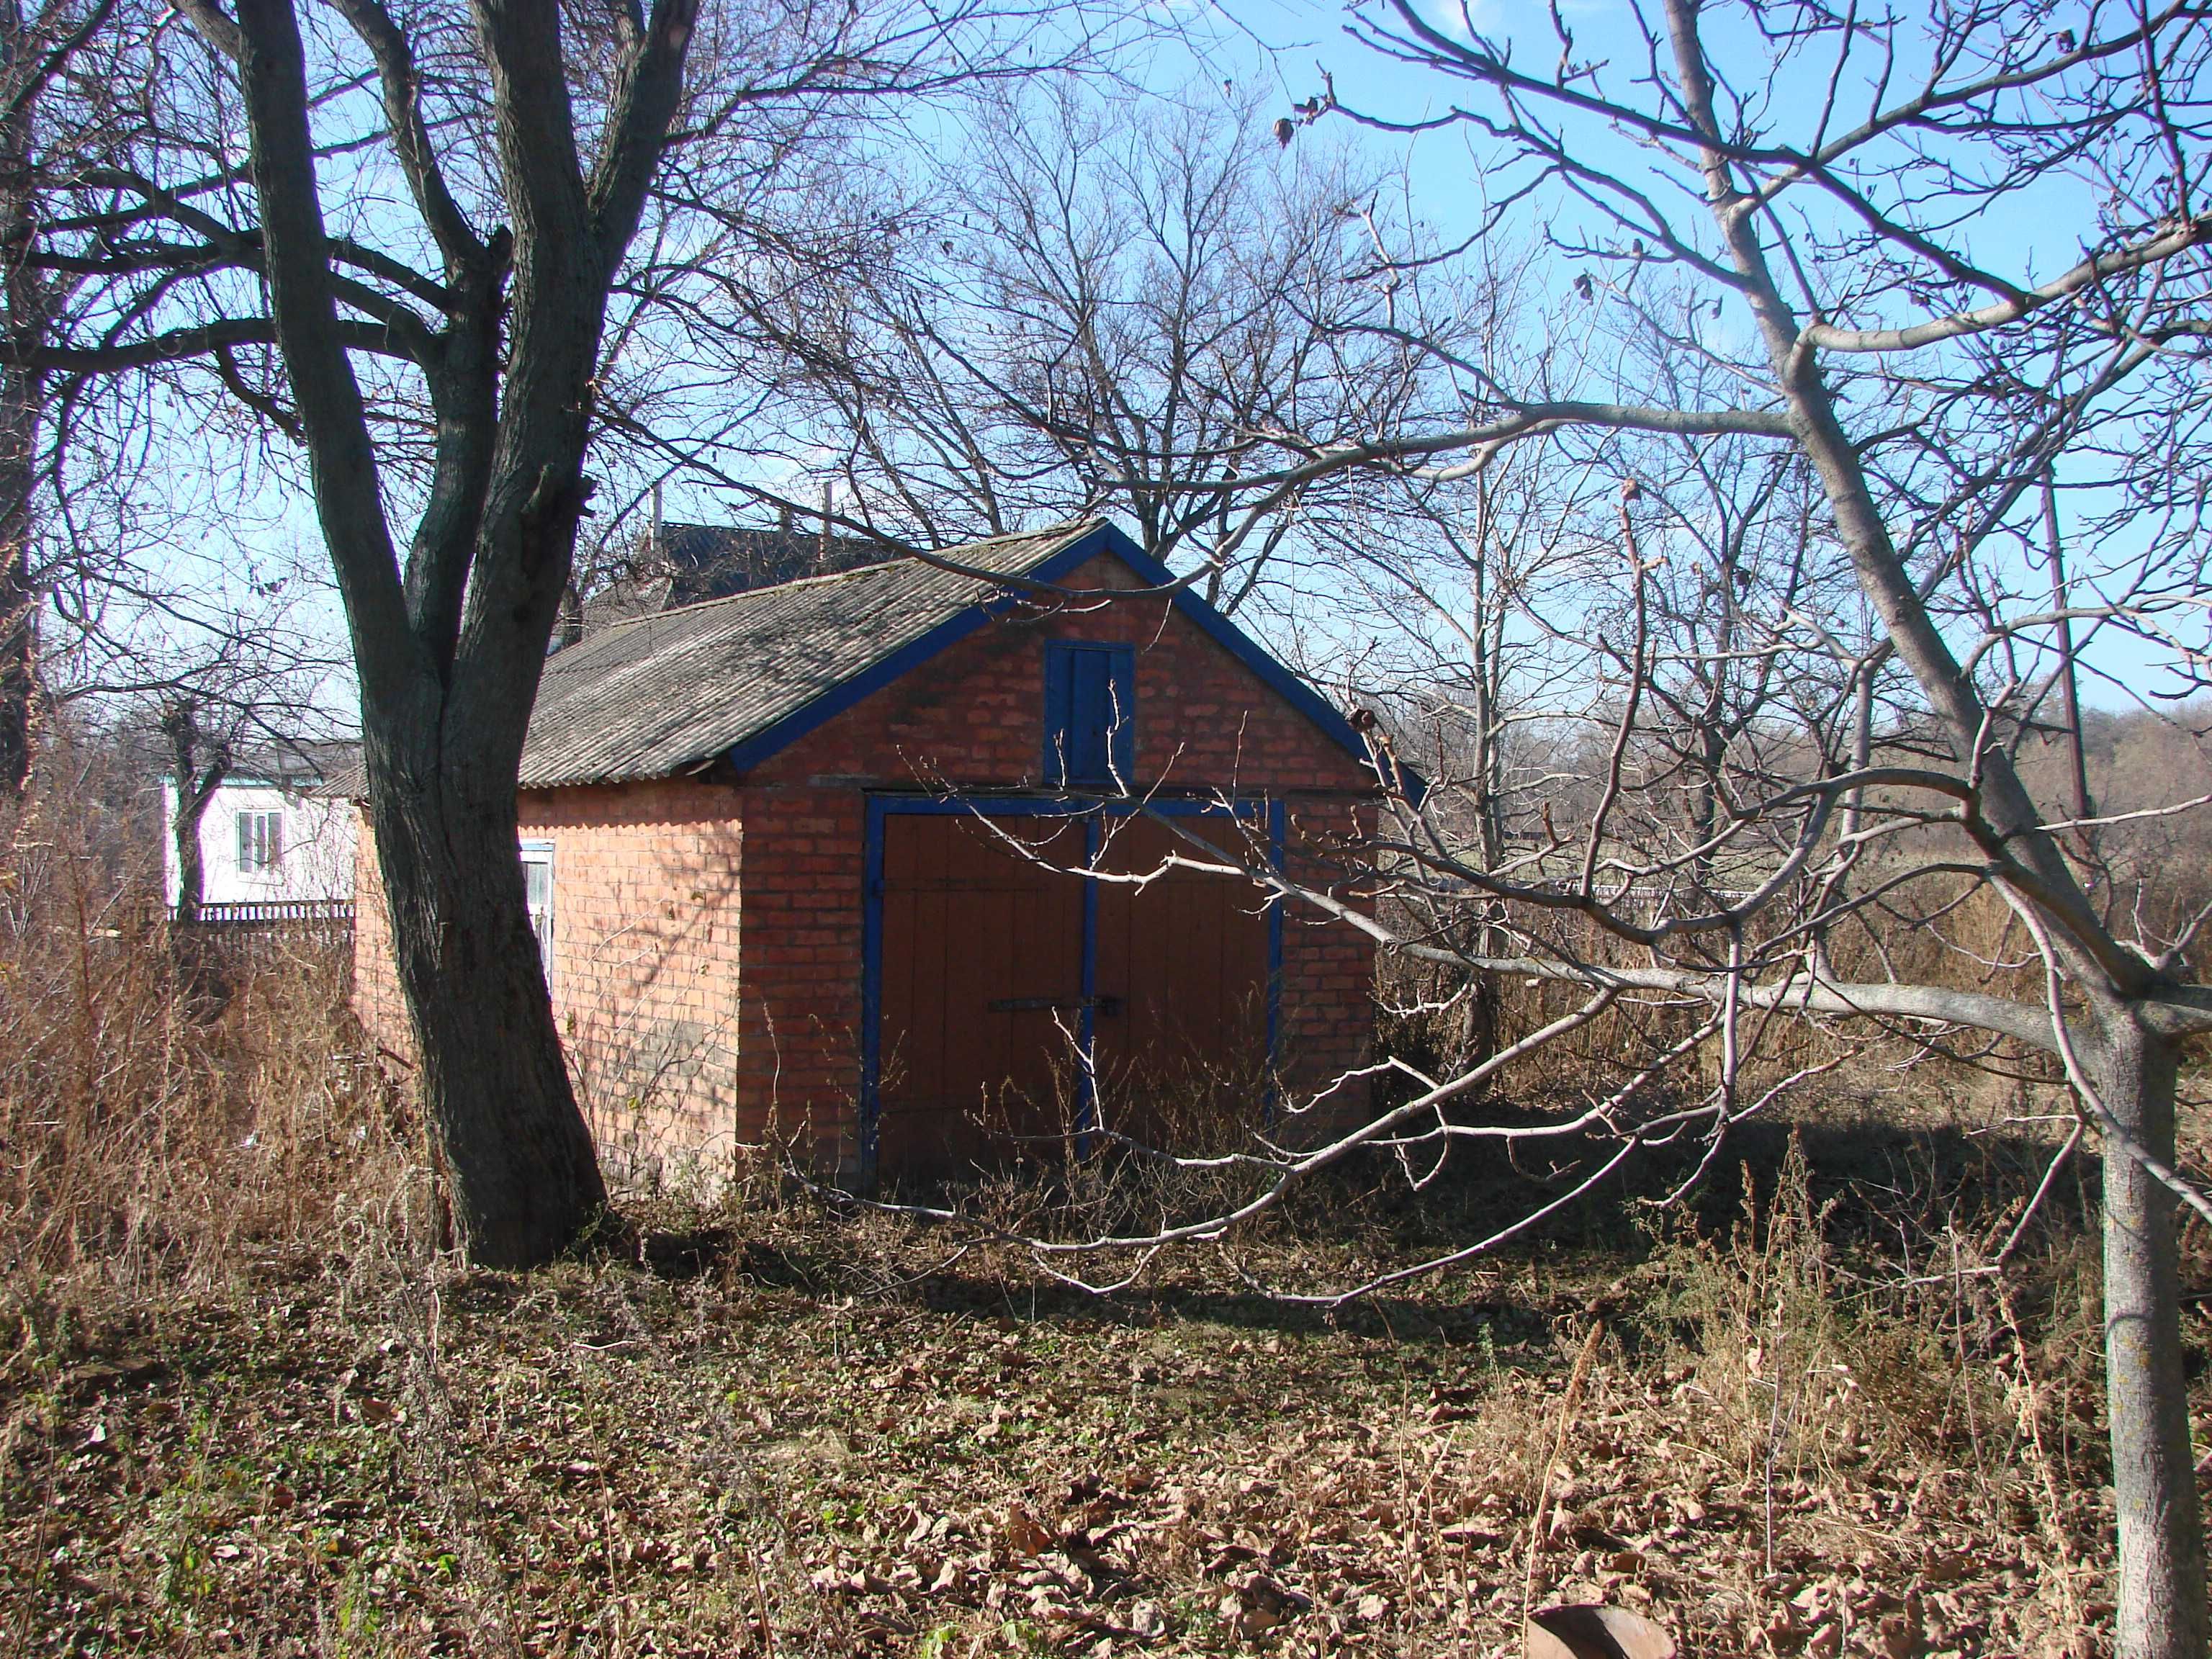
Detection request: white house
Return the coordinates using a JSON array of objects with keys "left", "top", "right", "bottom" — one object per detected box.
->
[{"left": 162, "top": 742, "right": 360, "bottom": 910}]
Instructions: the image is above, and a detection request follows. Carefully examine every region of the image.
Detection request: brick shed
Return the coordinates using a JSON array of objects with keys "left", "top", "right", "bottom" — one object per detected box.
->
[{"left": 352, "top": 518, "right": 1385, "bottom": 1185}]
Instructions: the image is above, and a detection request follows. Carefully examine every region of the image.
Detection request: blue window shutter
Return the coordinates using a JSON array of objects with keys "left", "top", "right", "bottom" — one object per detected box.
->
[
  {"left": 1043, "top": 642, "right": 1074, "bottom": 784},
  {"left": 1070, "top": 649, "right": 1107, "bottom": 782},
  {"left": 1044, "top": 642, "right": 1136, "bottom": 788}
]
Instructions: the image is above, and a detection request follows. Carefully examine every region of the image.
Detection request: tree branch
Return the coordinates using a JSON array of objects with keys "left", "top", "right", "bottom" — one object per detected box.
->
[
  {"left": 167, "top": 0, "right": 242, "bottom": 60},
  {"left": 328, "top": 0, "right": 485, "bottom": 274},
  {"left": 1801, "top": 215, "right": 2212, "bottom": 354},
  {"left": 587, "top": 0, "right": 698, "bottom": 271},
  {"left": 231, "top": 0, "right": 415, "bottom": 705}
]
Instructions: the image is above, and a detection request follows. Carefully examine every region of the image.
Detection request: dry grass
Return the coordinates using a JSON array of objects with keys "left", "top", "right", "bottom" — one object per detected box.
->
[
  {"left": 1, "top": 1146, "right": 2164, "bottom": 1659},
  {"left": 1, "top": 755, "right": 2206, "bottom": 1658},
  {"left": 0, "top": 762, "right": 430, "bottom": 1295}
]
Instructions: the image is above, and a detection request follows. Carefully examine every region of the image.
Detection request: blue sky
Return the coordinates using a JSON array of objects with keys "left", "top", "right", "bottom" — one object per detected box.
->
[
  {"left": 120, "top": 0, "right": 2196, "bottom": 724},
  {"left": 1188, "top": 0, "right": 2197, "bottom": 711}
]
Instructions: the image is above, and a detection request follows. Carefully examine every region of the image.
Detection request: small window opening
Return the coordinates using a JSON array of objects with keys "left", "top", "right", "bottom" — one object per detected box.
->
[
  {"left": 521, "top": 841, "right": 556, "bottom": 979},
  {"left": 1044, "top": 642, "right": 1136, "bottom": 789}
]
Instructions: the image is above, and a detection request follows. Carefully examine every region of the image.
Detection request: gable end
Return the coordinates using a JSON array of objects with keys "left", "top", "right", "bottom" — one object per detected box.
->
[{"left": 724, "top": 521, "right": 1386, "bottom": 786}]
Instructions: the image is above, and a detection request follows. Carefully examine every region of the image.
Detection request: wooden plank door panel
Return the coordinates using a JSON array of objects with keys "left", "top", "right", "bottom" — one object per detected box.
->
[
  {"left": 1090, "top": 814, "right": 1271, "bottom": 1151},
  {"left": 876, "top": 814, "right": 1086, "bottom": 1178},
  {"left": 876, "top": 808, "right": 1272, "bottom": 1177}
]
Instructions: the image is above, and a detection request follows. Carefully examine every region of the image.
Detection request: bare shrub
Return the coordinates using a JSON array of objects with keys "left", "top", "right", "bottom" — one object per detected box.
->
[{"left": 0, "top": 741, "right": 427, "bottom": 1293}]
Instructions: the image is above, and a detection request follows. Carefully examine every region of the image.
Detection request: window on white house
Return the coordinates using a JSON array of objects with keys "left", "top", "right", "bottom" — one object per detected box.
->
[
  {"left": 521, "top": 841, "right": 555, "bottom": 980},
  {"left": 236, "top": 810, "right": 283, "bottom": 873}
]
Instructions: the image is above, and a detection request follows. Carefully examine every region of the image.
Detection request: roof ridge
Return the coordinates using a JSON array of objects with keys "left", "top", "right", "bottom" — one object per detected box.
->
[{"left": 593, "top": 552, "right": 903, "bottom": 631}]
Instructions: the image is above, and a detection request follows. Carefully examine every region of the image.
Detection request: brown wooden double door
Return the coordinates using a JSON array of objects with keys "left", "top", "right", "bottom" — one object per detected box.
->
[{"left": 871, "top": 806, "right": 1272, "bottom": 1179}]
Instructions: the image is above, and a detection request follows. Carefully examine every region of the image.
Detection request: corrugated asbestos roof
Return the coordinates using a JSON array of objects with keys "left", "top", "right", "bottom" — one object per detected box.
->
[{"left": 519, "top": 518, "right": 1102, "bottom": 788}]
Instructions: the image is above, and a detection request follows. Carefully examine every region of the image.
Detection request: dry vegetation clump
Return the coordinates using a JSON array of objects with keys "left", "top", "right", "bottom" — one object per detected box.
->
[
  {"left": 5, "top": 1079, "right": 2200, "bottom": 1658},
  {"left": 0, "top": 746, "right": 430, "bottom": 1291}
]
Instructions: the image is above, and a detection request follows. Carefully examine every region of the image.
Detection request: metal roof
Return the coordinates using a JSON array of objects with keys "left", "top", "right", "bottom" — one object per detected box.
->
[
  {"left": 171, "top": 738, "right": 361, "bottom": 791},
  {"left": 521, "top": 519, "right": 1102, "bottom": 788}
]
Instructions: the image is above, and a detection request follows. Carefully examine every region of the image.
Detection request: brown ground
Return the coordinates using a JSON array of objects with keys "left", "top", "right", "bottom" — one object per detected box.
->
[{"left": 5, "top": 1132, "right": 2194, "bottom": 1659}]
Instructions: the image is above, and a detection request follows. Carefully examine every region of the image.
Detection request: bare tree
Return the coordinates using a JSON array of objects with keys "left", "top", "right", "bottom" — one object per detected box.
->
[
  {"left": 1281, "top": 9, "right": 2212, "bottom": 1646},
  {"left": 0, "top": 0, "right": 1072, "bottom": 1264},
  {"left": 0, "top": 0, "right": 141, "bottom": 801},
  {"left": 155, "top": 692, "right": 231, "bottom": 927},
  {"left": 842, "top": 6, "right": 2212, "bottom": 1650},
  {"left": 695, "top": 84, "right": 1451, "bottom": 600}
]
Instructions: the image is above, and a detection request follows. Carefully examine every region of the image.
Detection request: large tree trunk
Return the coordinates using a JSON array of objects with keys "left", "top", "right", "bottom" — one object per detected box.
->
[
  {"left": 367, "top": 745, "right": 605, "bottom": 1267},
  {"left": 2095, "top": 1019, "right": 2208, "bottom": 1659},
  {"left": 0, "top": 518, "right": 30, "bottom": 800},
  {"left": 204, "top": 0, "right": 697, "bottom": 1264},
  {"left": 0, "top": 12, "right": 48, "bottom": 804},
  {"left": 362, "top": 459, "right": 606, "bottom": 1268},
  {"left": 1653, "top": 7, "right": 2208, "bottom": 1642}
]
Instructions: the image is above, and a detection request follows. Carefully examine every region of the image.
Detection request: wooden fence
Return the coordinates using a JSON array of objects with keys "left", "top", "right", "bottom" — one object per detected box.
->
[
  {"left": 174, "top": 899, "right": 354, "bottom": 929},
  {"left": 165, "top": 900, "right": 356, "bottom": 959}
]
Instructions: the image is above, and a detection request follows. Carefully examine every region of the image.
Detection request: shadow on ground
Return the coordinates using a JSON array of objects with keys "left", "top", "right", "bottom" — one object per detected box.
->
[{"left": 616, "top": 1106, "right": 2151, "bottom": 1351}]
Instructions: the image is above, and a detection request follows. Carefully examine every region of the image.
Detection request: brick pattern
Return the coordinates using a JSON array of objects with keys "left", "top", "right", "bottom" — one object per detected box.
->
[
  {"left": 354, "top": 552, "right": 1382, "bottom": 1177},
  {"left": 732, "top": 786, "right": 868, "bottom": 1167},
  {"left": 745, "top": 556, "right": 1376, "bottom": 796},
  {"left": 1277, "top": 800, "right": 1381, "bottom": 1133},
  {"left": 518, "top": 781, "right": 744, "bottom": 1175},
  {"left": 350, "top": 820, "right": 406, "bottom": 1063},
  {"left": 354, "top": 781, "right": 747, "bottom": 1175},
  {"left": 737, "top": 554, "right": 1379, "bottom": 1156}
]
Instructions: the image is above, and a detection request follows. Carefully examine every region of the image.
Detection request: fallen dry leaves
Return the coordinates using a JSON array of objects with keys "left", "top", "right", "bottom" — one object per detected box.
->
[{"left": 2, "top": 1190, "right": 2197, "bottom": 1659}]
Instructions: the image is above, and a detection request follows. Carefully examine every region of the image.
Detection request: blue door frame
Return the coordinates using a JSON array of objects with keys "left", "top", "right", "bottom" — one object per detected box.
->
[{"left": 859, "top": 793, "right": 1286, "bottom": 1182}]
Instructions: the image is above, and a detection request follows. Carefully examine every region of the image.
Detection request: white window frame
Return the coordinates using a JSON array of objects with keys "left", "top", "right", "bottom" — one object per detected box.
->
[
  {"left": 520, "top": 840, "right": 556, "bottom": 984},
  {"left": 236, "top": 809, "right": 284, "bottom": 876}
]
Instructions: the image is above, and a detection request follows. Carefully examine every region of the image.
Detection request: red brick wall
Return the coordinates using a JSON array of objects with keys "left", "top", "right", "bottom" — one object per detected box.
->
[
  {"left": 745, "top": 556, "right": 1375, "bottom": 794},
  {"left": 351, "top": 781, "right": 747, "bottom": 1178},
  {"left": 353, "top": 549, "right": 1382, "bottom": 1180},
  {"left": 729, "top": 786, "right": 869, "bottom": 1168},
  {"left": 739, "top": 553, "right": 1379, "bottom": 1156},
  {"left": 350, "top": 811, "right": 406, "bottom": 1064}
]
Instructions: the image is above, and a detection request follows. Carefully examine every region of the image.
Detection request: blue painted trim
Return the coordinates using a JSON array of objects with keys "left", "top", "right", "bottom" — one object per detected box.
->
[
  {"left": 1106, "top": 644, "right": 1136, "bottom": 788},
  {"left": 724, "top": 519, "right": 1420, "bottom": 797},
  {"left": 863, "top": 792, "right": 1252, "bottom": 819},
  {"left": 856, "top": 791, "right": 1274, "bottom": 1164},
  {"left": 1266, "top": 797, "right": 1286, "bottom": 1099},
  {"left": 858, "top": 796, "right": 889, "bottom": 1188},
  {"left": 1042, "top": 639, "right": 1073, "bottom": 784},
  {"left": 1088, "top": 524, "right": 1376, "bottom": 772}
]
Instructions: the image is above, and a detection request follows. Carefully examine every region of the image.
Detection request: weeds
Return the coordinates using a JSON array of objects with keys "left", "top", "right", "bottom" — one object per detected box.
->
[
  {"left": 0, "top": 747, "right": 2202, "bottom": 1656},
  {"left": 1, "top": 746, "right": 428, "bottom": 1295}
]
